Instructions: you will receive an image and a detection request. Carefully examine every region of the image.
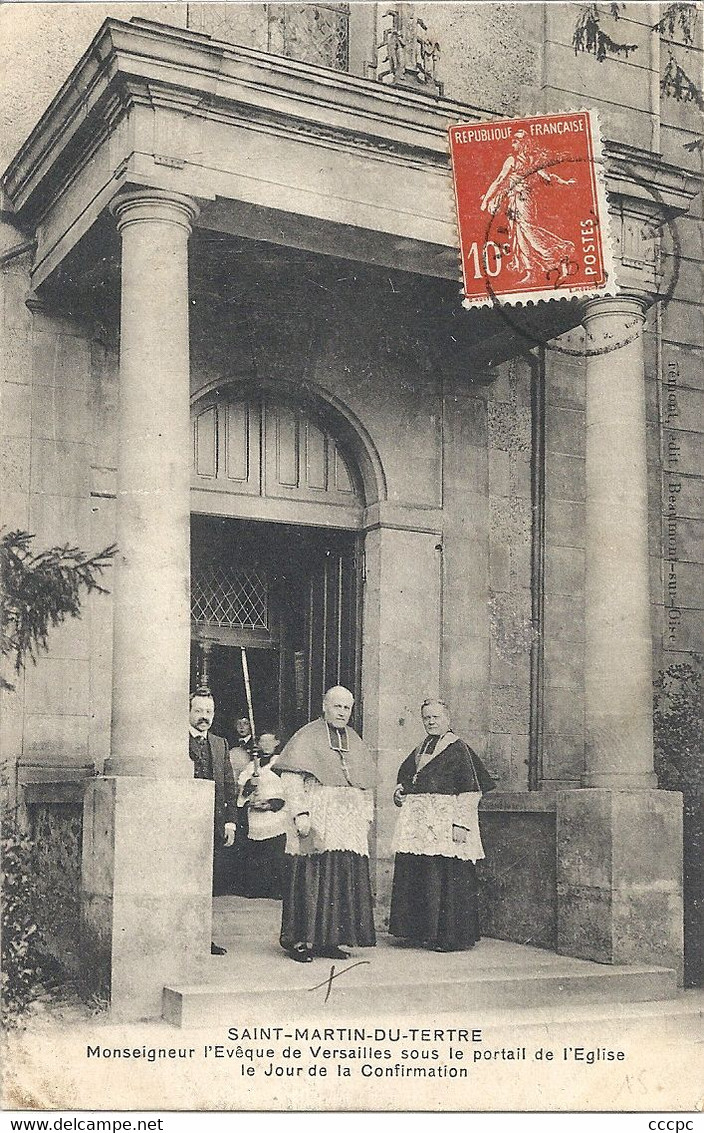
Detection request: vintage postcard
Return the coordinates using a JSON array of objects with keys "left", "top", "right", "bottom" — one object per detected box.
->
[{"left": 1, "top": 0, "right": 702, "bottom": 1118}]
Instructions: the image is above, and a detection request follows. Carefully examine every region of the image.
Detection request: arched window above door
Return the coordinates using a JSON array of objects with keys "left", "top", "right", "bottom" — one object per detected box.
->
[{"left": 191, "top": 389, "right": 364, "bottom": 528}]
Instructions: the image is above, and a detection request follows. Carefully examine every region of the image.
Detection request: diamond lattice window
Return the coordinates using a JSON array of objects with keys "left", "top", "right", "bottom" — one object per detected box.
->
[
  {"left": 191, "top": 565, "right": 269, "bottom": 631},
  {"left": 281, "top": 4, "right": 350, "bottom": 71}
]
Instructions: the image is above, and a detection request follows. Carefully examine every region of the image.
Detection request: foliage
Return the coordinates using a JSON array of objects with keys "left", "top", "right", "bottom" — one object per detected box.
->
[
  {"left": 573, "top": 3, "right": 638, "bottom": 62},
  {"left": 0, "top": 529, "right": 115, "bottom": 691},
  {"left": 572, "top": 1, "right": 703, "bottom": 145},
  {"left": 653, "top": 658, "right": 704, "bottom": 796},
  {"left": 1, "top": 816, "right": 44, "bottom": 1027},
  {"left": 653, "top": 1, "right": 697, "bottom": 45},
  {"left": 1, "top": 530, "right": 115, "bottom": 1019},
  {"left": 661, "top": 56, "right": 704, "bottom": 111}
]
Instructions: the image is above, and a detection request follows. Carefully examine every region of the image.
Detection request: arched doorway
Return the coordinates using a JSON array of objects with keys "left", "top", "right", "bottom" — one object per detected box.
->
[{"left": 189, "top": 386, "right": 371, "bottom": 745}]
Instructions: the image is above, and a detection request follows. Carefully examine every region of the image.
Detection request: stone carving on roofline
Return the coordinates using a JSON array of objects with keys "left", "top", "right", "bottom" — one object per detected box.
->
[
  {"left": 268, "top": 2, "right": 350, "bottom": 72},
  {"left": 375, "top": 3, "right": 443, "bottom": 96}
]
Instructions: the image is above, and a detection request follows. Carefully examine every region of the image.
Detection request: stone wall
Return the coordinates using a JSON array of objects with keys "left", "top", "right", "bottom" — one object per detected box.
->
[
  {"left": 0, "top": 255, "right": 107, "bottom": 813},
  {"left": 651, "top": 14, "right": 703, "bottom": 987},
  {"left": 541, "top": 4, "right": 659, "bottom": 149},
  {"left": 0, "top": 250, "right": 116, "bottom": 799},
  {"left": 485, "top": 359, "right": 534, "bottom": 790},
  {"left": 652, "top": 25, "right": 704, "bottom": 671},
  {"left": 479, "top": 795, "right": 557, "bottom": 950},
  {"left": 25, "top": 784, "right": 85, "bottom": 976},
  {"left": 411, "top": 3, "right": 541, "bottom": 114}
]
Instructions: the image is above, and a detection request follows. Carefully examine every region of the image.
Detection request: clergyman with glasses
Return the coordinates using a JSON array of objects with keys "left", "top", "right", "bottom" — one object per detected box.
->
[{"left": 274, "top": 685, "right": 376, "bottom": 963}]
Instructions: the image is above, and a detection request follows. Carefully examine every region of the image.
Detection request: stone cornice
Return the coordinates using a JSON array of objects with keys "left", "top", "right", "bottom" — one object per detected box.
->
[
  {"left": 2, "top": 17, "right": 485, "bottom": 219},
  {"left": 3, "top": 17, "right": 700, "bottom": 279},
  {"left": 10, "top": 18, "right": 698, "bottom": 226},
  {"left": 604, "top": 140, "right": 701, "bottom": 217}
]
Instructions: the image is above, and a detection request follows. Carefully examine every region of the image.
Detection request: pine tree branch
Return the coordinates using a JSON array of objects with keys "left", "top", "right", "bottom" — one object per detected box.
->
[
  {"left": 652, "top": 2, "right": 697, "bottom": 46},
  {"left": 572, "top": 2, "right": 703, "bottom": 150},
  {"left": 661, "top": 54, "right": 704, "bottom": 112},
  {"left": 573, "top": 3, "right": 638, "bottom": 63},
  {"left": 0, "top": 530, "right": 116, "bottom": 689}
]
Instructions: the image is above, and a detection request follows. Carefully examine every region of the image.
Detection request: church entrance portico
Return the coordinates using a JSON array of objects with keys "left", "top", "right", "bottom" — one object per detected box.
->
[{"left": 3, "top": 15, "right": 697, "bottom": 1021}]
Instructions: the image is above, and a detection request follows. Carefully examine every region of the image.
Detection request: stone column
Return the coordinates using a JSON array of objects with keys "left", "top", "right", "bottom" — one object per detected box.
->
[
  {"left": 582, "top": 295, "right": 656, "bottom": 790},
  {"left": 362, "top": 522, "right": 442, "bottom": 922},
  {"left": 107, "top": 190, "right": 199, "bottom": 778},
  {"left": 556, "top": 293, "right": 683, "bottom": 982},
  {"left": 81, "top": 191, "right": 213, "bottom": 1020}
]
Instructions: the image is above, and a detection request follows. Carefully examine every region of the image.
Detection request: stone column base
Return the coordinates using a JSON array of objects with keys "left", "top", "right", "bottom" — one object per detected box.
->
[
  {"left": 81, "top": 776, "right": 214, "bottom": 1020},
  {"left": 556, "top": 789, "right": 683, "bottom": 982}
]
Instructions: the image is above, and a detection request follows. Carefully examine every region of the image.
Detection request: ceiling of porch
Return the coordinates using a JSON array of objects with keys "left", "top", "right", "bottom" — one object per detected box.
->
[{"left": 42, "top": 214, "right": 586, "bottom": 377}]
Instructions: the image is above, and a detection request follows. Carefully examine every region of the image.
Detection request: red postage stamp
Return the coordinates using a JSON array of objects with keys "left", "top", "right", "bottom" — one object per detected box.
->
[{"left": 449, "top": 110, "right": 615, "bottom": 309}]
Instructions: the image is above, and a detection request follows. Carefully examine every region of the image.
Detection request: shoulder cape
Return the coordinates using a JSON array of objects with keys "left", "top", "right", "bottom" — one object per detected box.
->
[
  {"left": 398, "top": 735, "right": 496, "bottom": 794},
  {"left": 274, "top": 718, "right": 375, "bottom": 789}
]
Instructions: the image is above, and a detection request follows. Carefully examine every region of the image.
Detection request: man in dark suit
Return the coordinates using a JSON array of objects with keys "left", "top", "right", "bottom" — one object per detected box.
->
[{"left": 189, "top": 685, "right": 237, "bottom": 955}]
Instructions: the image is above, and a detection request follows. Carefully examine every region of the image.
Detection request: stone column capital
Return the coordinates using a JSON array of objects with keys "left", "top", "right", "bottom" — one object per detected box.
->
[
  {"left": 109, "top": 189, "right": 200, "bottom": 235},
  {"left": 579, "top": 294, "right": 649, "bottom": 359},
  {"left": 580, "top": 294, "right": 648, "bottom": 324}
]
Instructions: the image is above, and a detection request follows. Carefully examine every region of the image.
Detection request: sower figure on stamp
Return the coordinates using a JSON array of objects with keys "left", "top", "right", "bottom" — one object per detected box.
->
[
  {"left": 389, "top": 698, "right": 496, "bottom": 952},
  {"left": 275, "top": 686, "right": 376, "bottom": 963},
  {"left": 188, "top": 686, "right": 237, "bottom": 955},
  {"left": 479, "top": 130, "right": 576, "bottom": 285}
]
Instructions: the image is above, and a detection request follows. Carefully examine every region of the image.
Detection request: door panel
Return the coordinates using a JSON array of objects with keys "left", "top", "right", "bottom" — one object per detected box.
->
[
  {"left": 304, "top": 541, "right": 360, "bottom": 729},
  {"left": 192, "top": 516, "right": 362, "bottom": 743},
  {"left": 192, "top": 392, "right": 363, "bottom": 517},
  {"left": 274, "top": 529, "right": 361, "bottom": 739}
]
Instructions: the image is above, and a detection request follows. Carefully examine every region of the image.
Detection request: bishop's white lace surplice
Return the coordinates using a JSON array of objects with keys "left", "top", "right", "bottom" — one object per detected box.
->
[
  {"left": 391, "top": 791, "right": 485, "bottom": 862},
  {"left": 279, "top": 770, "right": 374, "bottom": 857}
]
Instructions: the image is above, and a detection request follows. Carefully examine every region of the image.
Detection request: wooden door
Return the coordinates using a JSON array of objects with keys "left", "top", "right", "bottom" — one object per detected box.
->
[{"left": 278, "top": 530, "right": 362, "bottom": 738}]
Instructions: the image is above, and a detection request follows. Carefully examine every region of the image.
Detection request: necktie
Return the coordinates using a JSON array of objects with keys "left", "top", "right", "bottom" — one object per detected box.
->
[{"left": 192, "top": 734, "right": 209, "bottom": 777}]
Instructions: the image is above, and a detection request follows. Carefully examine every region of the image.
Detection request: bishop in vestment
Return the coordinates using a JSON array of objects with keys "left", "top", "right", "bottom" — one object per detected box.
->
[
  {"left": 274, "top": 686, "right": 376, "bottom": 962},
  {"left": 389, "top": 698, "right": 496, "bottom": 952}
]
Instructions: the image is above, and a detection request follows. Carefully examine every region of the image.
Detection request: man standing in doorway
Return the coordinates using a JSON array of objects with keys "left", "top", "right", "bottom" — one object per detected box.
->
[
  {"left": 274, "top": 686, "right": 376, "bottom": 963},
  {"left": 189, "top": 686, "right": 237, "bottom": 955}
]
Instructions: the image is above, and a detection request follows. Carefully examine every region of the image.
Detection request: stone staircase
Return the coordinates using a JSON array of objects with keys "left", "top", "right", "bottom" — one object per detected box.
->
[{"left": 162, "top": 897, "right": 678, "bottom": 1028}]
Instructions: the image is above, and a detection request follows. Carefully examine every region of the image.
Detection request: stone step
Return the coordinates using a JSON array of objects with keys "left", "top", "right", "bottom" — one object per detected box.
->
[
  {"left": 165, "top": 898, "right": 677, "bottom": 1027},
  {"left": 164, "top": 959, "right": 676, "bottom": 1028}
]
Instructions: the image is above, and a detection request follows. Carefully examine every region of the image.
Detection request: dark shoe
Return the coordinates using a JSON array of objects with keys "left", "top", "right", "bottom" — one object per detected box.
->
[
  {"left": 211, "top": 942, "right": 227, "bottom": 955},
  {"left": 288, "top": 945, "right": 313, "bottom": 963},
  {"left": 315, "top": 946, "right": 350, "bottom": 960}
]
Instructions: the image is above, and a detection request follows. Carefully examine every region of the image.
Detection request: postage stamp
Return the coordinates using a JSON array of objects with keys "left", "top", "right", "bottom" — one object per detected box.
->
[{"left": 449, "top": 110, "right": 616, "bottom": 309}]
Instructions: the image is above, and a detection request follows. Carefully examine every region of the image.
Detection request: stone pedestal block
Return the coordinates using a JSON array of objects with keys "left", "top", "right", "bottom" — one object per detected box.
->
[
  {"left": 80, "top": 776, "right": 214, "bottom": 1020},
  {"left": 556, "top": 788, "right": 683, "bottom": 982}
]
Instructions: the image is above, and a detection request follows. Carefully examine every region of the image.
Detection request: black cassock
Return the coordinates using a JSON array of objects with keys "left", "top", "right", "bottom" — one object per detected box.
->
[{"left": 389, "top": 736, "right": 495, "bottom": 951}]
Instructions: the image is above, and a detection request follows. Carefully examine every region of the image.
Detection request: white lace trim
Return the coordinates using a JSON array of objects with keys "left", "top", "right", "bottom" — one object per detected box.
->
[
  {"left": 236, "top": 764, "right": 287, "bottom": 840},
  {"left": 280, "top": 773, "right": 373, "bottom": 856},
  {"left": 391, "top": 793, "right": 485, "bottom": 862}
]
